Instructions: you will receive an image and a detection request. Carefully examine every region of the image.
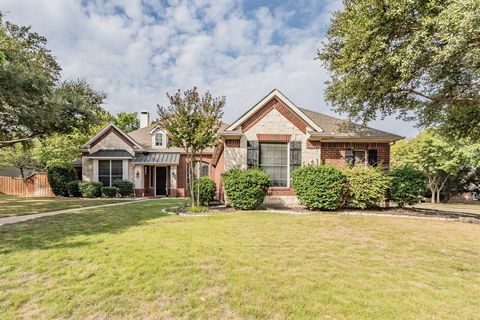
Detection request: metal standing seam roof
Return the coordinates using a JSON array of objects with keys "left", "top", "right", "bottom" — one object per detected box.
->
[
  {"left": 134, "top": 153, "right": 180, "bottom": 164},
  {"left": 88, "top": 150, "right": 133, "bottom": 158}
]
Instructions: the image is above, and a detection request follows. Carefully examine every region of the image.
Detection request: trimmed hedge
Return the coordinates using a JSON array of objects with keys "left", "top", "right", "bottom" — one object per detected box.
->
[
  {"left": 291, "top": 165, "right": 347, "bottom": 210},
  {"left": 388, "top": 165, "right": 428, "bottom": 207},
  {"left": 113, "top": 180, "right": 134, "bottom": 197},
  {"left": 193, "top": 177, "right": 216, "bottom": 206},
  {"left": 47, "top": 165, "right": 76, "bottom": 196},
  {"left": 66, "top": 180, "right": 82, "bottom": 197},
  {"left": 223, "top": 168, "right": 270, "bottom": 210},
  {"left": 342, "top": 166, "right": 391, "bottom": 209},
  {"left": 102, "top": 186, "right": 119, "bottom": 198},
  {"left": 79, "top": 181, "right": 103, "bottom": 198}
]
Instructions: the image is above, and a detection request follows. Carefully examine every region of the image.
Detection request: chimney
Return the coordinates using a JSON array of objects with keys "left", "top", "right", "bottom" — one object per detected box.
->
[{"left": 139, "top": 110, "right": 150, "bottom": 128}]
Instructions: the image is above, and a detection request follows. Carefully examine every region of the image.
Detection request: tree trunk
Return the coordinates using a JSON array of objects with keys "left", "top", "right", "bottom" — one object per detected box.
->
[
  {"left": 436, "top": 189, "right": 441, "bottom": 203},
  {"left": 19, "top": 168, "right": 25, "bottom": 179},
  {"left": 431, "top": 188, "right": 436, "bottom": 203}
]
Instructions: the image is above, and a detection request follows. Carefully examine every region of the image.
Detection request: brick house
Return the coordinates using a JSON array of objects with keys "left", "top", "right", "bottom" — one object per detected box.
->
[{"left": 79, "top": 89, "right": 402, "bottom": 203}]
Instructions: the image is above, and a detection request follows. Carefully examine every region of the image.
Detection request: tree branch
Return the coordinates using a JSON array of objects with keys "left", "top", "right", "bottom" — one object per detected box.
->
[
  {"left": 403, "top": 88, "right": 477, "bottom": 103},
  {"left": 0, "top": 133, "right": 44, "bottom": 147}
]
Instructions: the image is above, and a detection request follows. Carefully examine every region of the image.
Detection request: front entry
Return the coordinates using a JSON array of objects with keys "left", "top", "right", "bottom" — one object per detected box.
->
[{"left": 155, "top": 167, "right": 167, "bottom": 196}]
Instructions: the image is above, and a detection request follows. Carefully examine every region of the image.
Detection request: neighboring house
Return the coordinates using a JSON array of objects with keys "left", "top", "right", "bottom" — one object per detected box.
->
[{"left": 79, "top": 89, "right": 402, "bottom": 203}]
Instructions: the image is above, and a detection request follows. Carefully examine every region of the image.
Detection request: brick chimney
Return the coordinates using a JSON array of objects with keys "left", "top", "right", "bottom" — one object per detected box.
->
[{"left": 139, "top": 110, "right": 150, "bottom": 128}]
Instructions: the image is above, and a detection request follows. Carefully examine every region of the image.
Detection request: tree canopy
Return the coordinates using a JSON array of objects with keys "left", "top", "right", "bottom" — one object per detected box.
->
[
  {"left": 157, "top": 88, "right": 225, "bottom": 206},
  {"left": 0, "top": 13, "right": 106, "bottom": 147},
  {"left": 319, "top": 0, "right": 480, "bottom": 139},
  {"left": 391, "top": 130, "right": 480, "bottom": 202},
  {"left": 114, "top": 112, "right": 140, "bottom": 133}
]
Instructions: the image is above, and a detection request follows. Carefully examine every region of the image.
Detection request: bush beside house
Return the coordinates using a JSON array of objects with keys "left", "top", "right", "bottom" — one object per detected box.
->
[
  {"left": 79, "top": 182, "right": 103, "bottom": 198},
  {"left": 47, "top": 165, "right": 76, "bottom": 197},
  {"left": 67, "top": 180, "right": 82, "bottom": 197},
  {"left": 291, "top": 165, "right": 347, "bottom": 210},
  {"left": 113, "top": 180, "right": 134, "bottom": 197},
  {"left": 102, "top": 186, "right": 119, "bottom": 198},
  {"left": 342, "top": 166, "right": 391, "bottom": 209},
  {"left": 223, "top": 168, "right": 270, "bottom": 210},
  {"left": 193, "top": 177, "right": 216, "bottom": 206},
  {"left": 388, "top": 165, "right": 428, "bottom": 207}
]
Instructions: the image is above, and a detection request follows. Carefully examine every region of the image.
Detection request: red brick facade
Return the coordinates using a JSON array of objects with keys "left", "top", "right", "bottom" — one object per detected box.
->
[
  {"left": 225, "top": 139, "right": 240, "bottom": 147},
  {"left": 257, "top": 134, "right": 291, "bottom": 142},
  {"left": 320, "top": 142, "right": 390, "bottom": 169}
]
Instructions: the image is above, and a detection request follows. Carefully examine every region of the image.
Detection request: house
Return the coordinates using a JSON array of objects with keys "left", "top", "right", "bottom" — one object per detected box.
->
[{"left": 79, "top": 89, "right": 402, "bottom": 203}]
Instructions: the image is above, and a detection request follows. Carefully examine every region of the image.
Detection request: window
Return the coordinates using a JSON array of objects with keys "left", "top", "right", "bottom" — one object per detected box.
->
[
  {"left": 98, "top": 160, "right": 123, "bottom": 186},
  {"left": 259, "top": 143, "right": 288, "bottom": 187},
  {"left": 368, "top": 149, "right": 378, "bottom": 167},
  {"left": 345, "top": 149, "right": 366, "bottom": 167},
  {"left": 155, "top": 132, "right": 163, "bottom": 147}
]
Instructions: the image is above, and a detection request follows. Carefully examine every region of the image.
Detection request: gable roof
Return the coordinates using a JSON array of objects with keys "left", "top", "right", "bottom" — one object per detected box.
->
[
  {"left": 225, "top": 89, "right": 323, "bottom": 132},
  {"left": 80, "top": 124, "right": 143, "bottom": 150},
  {"left": 299, "top": 108, "right": 403, "bottom": 141}
]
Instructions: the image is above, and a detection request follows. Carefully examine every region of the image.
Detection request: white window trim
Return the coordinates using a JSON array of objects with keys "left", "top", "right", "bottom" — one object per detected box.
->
[
  {"left": 259, "top": 142, "right": 290, "bottom": 189},
  {"left": 151, "top": 129, "right": 167, "bottom": 149},
  {"left": 98, "top": 159, "right": 124, "bottom": 186}
]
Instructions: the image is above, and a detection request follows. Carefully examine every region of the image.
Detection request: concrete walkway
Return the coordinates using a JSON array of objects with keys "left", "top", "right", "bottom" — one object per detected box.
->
[{"left": 0, "top": 199, "right": 148, "bottom": 226}]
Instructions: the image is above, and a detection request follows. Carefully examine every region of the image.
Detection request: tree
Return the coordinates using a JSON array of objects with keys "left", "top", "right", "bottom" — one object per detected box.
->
[
  {"left": 157, "top": 88, "right": 225, "bottom": 206},
  {"left": 0, "top": 13, "right": 106, "bottom": 147},
  {"left": 0, "top": 145, "right": 40, "bottom": 178},
  {"left": 114, "top": 112, "right": 140, "bottom": 133},
  {"left": 318, "top": 0, "right": 480, "bottom": 139},
  {"left": 391, "top": 130, "right": 480, "bottom": 203}
]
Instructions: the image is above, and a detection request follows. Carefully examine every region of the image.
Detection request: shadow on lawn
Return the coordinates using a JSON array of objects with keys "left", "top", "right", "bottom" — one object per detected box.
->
[{"left": 0, "top": 199, "right": 186, "bottom": 254}]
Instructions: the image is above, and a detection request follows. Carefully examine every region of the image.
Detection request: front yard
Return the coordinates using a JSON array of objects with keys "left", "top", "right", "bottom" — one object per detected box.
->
[
  {"left": 0, "top": 199, "right": 479, "bottom": 319},
  {"left": 0, "top": 195, "right": 131, "bottom": 217},
  {"left": 414, "top": 202, "right": 480, "bottom": 215}
]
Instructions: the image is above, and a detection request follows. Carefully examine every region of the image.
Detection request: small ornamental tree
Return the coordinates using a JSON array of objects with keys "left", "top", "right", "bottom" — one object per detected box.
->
[
  {"left": 388, "top": 165, "right": 428, "bottom": 207},
  {"left": 157, "top": 88, "right": 224, "bottom": 206},
  {"left": 193, "top": 177, "right": 216, "bottom": 206},
  {"left": 291, "top": 165, "right": 347, "bottom": 210}
]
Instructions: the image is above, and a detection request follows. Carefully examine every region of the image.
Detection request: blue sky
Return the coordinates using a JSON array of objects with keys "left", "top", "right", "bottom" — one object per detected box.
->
[{"left": 2, "top": 0, "right": 418, "bottom": 137}]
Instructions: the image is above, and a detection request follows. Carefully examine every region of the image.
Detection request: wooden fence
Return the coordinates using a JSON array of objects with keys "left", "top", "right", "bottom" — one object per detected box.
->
[{"left": 0, "top": 172, "right": 55, "bottom": 197}]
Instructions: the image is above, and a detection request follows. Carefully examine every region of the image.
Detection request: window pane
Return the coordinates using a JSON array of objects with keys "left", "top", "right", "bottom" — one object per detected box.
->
[
  {"left": 354, "top": 151, "right": 365, "bottom": 166},
  {"left": 200, "top": 163, "right": 209, "bottom": 177},
  {"left": 98, "top": 160, "right": 110, "bottom": 186},
  {"left": 155, "top": 133, "right": 163, "bottom": 146},
  {"left": 111, "top": 160, "right": 123, "bottom": 183},
  {"left": 260, "top": 143, "right": 288, "bottom": 187}
]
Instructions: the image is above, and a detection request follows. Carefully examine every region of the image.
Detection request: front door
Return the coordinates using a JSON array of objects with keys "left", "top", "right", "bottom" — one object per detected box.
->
[{"left": 155, "top": 167, "right": 167, "bottom": 196}]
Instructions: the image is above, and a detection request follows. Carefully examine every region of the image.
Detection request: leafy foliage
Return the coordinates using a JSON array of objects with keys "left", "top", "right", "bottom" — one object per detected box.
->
[
  {"left": 0, "top": 14, "right": 106, "bottom": 147},
  {"left": 388, "top": 165, "right": 428, "bottom": 207},
  {"left": 342, "top": 166, "right": 391, "bottom": 209},
  {"left": 0, "top": 144, "right": 40, "bottom": 178},
  {"left": 114, "top": 112, "right": 140, "bottom": 133},
  {"left": 66, "top": 180, "right": 82, "bottom": 197},
  {"left": 319, "top": 0, "right": 480, "bottom": 139},
  {"left": 193, "top": 177, "right": 216, "bottom": 206},
  {"left": 47, "top": 165, "right": 76, "bottom": 196},
  {"left": 101, "top": 186, "right": 119, "bottom": 198},
  {"left": 157, "top": 88, "right": 225, "bottom": 205},
  {"left": 79, "top": 181, "right": 103, "bottom": 198},
  {"left": 291, "top": 165, "right": 347, "bottom": 210},
  {"left": 391, "top": 130, "right": 480, "bottom": 202},
  {"left": 223, "top": 168, "right": 270, "bottom": 210},
  {"left": 112, "top": 180, "right": 134, "bottom": 197}
]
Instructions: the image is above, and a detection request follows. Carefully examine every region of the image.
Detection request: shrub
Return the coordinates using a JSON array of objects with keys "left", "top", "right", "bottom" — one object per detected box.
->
[
  {"left": 187, "top": 206, "right": 208, "bottom": 213},
  {"left": 342, "top": 166, "right": 391, "bottom": 209},
  {"left": 291, "top": 165, "right": 347, "bottom": 210},
  {"left": 112, "top": 180, "right": 134, "bottom": 197},
  {"left": 223, "top": 168, "right": 270, "bottom": 210},
  {"left": 79, "top": 181, "right": 103, "bottom": 198},
  {"left": 47, "top": 165, "right": 76, "bottom": 196},
  {"left": 66, "top": 180, "right": 82, "bottom": 197},
  {"left": 101, "top": 186, "right": 118, "bottom": 198},
  {"left": 388, "top": 165, "right": 428, "bottom": 207},
  {"left": 193, "top": 177, "right": 216, "bottom": 206}
]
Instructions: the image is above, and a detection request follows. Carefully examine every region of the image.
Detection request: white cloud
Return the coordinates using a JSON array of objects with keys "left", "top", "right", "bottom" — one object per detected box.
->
[{"left": 1, "top": 0, "right": 418, "bottom": 137}]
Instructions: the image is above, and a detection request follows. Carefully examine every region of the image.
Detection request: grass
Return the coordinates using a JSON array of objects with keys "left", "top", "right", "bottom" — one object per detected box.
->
[
  {"left": 0, "top": 195, "right": 131, "bottom": 217},
  {"left": 414, "top": 202, "right": 480, "bottom": 215},
  {"left": 0, "top": 200, "right": 479, "bottom": 319}
]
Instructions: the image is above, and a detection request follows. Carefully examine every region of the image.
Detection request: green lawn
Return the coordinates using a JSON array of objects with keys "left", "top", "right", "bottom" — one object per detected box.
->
[
  {"left": 414, "top": 202, "right": 480, "bottom": 215},
  {"left": 0, "top": 195, "right": 132, "bottom": 217},
  {"left": 0, "top": 200, "right": 479, "bottom": 319}
]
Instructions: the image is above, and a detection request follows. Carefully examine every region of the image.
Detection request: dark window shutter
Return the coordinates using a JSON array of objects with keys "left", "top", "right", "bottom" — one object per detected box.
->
[
  {"left": 368, "top": 149, "right": 378, "bottom": 167},
  {"left": 345, "top": 148, "right": 354, "bottom": 166},
  {"left": 247, "top": 140, "right": 259, "bottom": 167},
  {"left": 290, "top": 141, "right": 302, "bottom": 166}
]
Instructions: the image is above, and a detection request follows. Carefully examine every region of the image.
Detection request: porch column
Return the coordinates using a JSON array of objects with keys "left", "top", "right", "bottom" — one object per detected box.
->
[
  {"left": 134, "top": 164, "right": 143, "bottom": 190},
  {"left": 92, "top": 159, "right": 99, "bottom": 182},
  {"left": 170, "top": 165, "right": 177, "bottom": 197}
]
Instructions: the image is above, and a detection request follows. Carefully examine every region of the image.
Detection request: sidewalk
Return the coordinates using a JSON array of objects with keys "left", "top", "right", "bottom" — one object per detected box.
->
[{"left": 0, "top": 199, "right": 147, "bottom": 226}]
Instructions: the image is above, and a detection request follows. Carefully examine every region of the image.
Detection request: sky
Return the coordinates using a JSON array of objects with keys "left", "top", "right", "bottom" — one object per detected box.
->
[{"left": 2, "top": 0, "right": 418, "bottom": 137}]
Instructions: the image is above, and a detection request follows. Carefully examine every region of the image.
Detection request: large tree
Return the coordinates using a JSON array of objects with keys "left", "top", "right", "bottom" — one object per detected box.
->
[
  {"left": 0, "top": 144, "right": 40, "bottom": 178},
  {"left": 157, "top": 88, "right": 225, "bottom": 206},
  {"left": 391, "top": 130, "right": 480, "bottom": 203},
  {"left": 319, "top": 0, "right": 480, "bottom": 138},
  {"left": 0, "top": 13, "right": 106, "bottom": 147}
]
